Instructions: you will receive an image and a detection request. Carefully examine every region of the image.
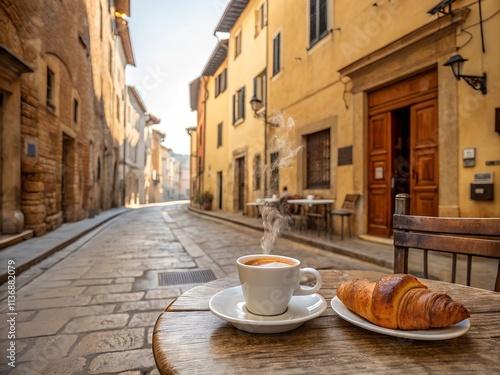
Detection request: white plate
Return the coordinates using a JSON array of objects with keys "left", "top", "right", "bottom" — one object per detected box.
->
[
  {"left": 331, "top": 296, "right": 471, "bottom": 341},
  {"left": 209, "top": 286, "right": 327, "bottom": 334}
]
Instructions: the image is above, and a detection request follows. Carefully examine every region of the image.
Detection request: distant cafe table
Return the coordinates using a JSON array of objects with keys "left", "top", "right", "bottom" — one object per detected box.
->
[
  {"left": 246, "top": 197, "right": 280, "bottom": 218},
  {"left": 152, "top": 270, "right": 500, "bottom": 374},
  {"left": 287, "top": 198, "right": 335, "bottom": 233}
]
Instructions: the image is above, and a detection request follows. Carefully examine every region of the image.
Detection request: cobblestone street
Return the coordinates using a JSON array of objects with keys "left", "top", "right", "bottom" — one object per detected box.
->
[{"left": 0, "top": 203, "right": 390, "bottom": 374}]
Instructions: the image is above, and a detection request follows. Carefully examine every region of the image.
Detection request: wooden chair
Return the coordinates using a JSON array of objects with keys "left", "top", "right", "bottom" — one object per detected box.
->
[
  {"left": 330, "top": 194, "right": 360, "bottom": 240},
  {"left": 306, "top": 203, "right": 328, "bottom": 237},
  {"left": 289, "top": 201, "right": 307, "bottom": 232},
  {"left": 393, "top": 193, "right": 500, "bottom": 292}
]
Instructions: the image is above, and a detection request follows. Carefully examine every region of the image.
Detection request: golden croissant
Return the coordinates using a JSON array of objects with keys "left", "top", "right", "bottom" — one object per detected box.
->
[{"left": 336, "top": 274, "right": 470, "bottom": 330}]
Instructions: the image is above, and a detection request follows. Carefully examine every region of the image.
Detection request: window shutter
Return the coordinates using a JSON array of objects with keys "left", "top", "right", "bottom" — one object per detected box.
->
[
  {"left": 319, "top": 0, "right": 328, "bottom": 37},
  {"left": 222, "top": 69, "right": 227, "bottom": 92},
  {"left": 273, "top": 33, "right": 281, "bottom": 75},
  {"left": 232, "top": 94, "right": 236, "bottom": 124},
  {"left": 309, "top": 0, "right": 317, "bottom": 44},
  {"left": 241, "top": 87, "right": 245, "bottom": 119},
  {"left": 217, "top": 123, "right": 222, "bottom": 147}
]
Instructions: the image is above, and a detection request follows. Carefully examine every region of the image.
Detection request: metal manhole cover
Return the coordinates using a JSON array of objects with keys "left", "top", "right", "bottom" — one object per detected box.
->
[{"left": 158, "top": 269, "right": 217, "bottom": 286}]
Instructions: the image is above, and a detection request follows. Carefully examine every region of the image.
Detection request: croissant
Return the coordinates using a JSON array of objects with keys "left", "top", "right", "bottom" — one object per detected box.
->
[{"left": 336, "top": 274, "right": 470, "bottom": 330}]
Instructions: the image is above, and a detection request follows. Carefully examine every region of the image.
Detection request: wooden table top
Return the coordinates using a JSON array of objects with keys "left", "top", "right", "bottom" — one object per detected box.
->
[
  {"left": 287, "top": 199, "right": 335, "bottom": 204},
  {"left": 152, "top": 270, "right": 500, "bottom": 374}
]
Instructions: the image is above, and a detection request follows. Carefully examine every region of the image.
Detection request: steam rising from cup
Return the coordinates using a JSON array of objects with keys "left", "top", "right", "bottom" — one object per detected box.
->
[{"left": 260, "top": 113, "right": 302, "bottom": 254}]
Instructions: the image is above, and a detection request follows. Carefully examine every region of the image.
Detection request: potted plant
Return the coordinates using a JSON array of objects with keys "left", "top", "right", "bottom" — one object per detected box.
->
[{"left": 196, "top": 191, "right": 213, "bottom": 211}]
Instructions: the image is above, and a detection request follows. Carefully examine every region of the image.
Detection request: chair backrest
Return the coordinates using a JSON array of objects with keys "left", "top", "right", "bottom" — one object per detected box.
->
[
  {"left": 341, "top": 194, "right": 360, "bottom": 211},
  {"left": 393, "top": 193, "right": 500, "bottom": 292}
]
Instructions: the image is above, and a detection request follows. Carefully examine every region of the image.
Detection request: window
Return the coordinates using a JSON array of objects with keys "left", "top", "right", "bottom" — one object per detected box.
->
[
  {"left": 25, "top": 139, "right": 37, "bottom": 158},
  {"left": 215, "top": 68, "right": 227, "bottom": 97},
  {"left": 46, "top": 67, "right": 56, "bottom": 110},
  {"left": 253, "top": 154, "right": 261, "bottom": 191},
  {"left": 235, "top": 30, "right": 242, "bottom": 58},
  {"left": 217, "top": 122, "right": 223, "bottom": 147},
  {"left": 273, "top": 33, "right": 281, "bottom": 76},
  {"left": 309, "top": 0, "right": 328, "bottom": 46},
  {"left": 73, "top": 99, "right": 79, "bottom": 124},
  {"left": 253, "top": 70, "right": 267, "bottom": 108},
  {"left": 255, "top": 3, "right": 266, "bottom": 35},
  {"left": 232, "top": 87, "right": 245, "bottom": 124},
  {"left": 306, "top": 129, "right": 330, "bottom": 189}
]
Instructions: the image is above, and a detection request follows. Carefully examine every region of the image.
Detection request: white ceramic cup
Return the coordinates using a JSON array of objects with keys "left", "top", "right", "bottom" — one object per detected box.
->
[{"left": 237, "top": 254, "right": 322, "bottom": 316}]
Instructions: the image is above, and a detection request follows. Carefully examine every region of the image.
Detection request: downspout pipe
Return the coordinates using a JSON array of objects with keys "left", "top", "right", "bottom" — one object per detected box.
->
[
  {"left": 264, "top": 0, "right": 269, "bottom": 195},
  {"left": 201, "top": 77, "right": 209, "bottom": 195}
]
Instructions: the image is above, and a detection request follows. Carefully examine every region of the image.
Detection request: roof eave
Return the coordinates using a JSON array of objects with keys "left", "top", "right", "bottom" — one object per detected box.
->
[
  {"left": 201, "top": 39, "right": 228, "bottom": 76},
  {"left": 117, "top": 21, "right": 135, "bottom": 66},
  {"left": 128, "top": 86, "right": 147, "bottom": 113},
  {"left": 214, "top": 0, "right": 249, "bottom": 33}
]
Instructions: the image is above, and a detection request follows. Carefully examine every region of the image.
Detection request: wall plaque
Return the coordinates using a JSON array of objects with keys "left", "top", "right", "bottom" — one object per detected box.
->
[{"left": 338, "top": 145, "right": 353, "bottom": 166}]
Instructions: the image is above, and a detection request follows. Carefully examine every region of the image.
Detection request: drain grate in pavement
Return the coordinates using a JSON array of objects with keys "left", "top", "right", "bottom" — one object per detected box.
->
[{"left": 158, "top": 269, "right": 217, "bottom": 286}]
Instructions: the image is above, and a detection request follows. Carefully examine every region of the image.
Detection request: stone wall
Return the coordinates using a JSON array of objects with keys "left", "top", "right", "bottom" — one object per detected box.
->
[{"left": 0, "top": 0, "right": 119, "bottom": 236}]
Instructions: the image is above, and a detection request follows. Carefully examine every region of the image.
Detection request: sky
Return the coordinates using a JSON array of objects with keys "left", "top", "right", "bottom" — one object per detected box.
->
[{"left": 126, "top": 0, "right": 230, "bottom": 155}]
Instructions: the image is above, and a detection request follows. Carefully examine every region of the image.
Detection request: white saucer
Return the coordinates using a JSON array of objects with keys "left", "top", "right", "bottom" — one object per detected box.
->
[
  {"left": 331, "top": 296, "right": 471, "bottom": 341},
  {"left": 209, "top": 286, "right": 327, "bottom": 334}
]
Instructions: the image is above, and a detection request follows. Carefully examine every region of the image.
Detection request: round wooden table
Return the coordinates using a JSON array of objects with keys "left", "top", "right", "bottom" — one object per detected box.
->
[{"left": 152, "top": 270, "right": 500, "bottom": 374}]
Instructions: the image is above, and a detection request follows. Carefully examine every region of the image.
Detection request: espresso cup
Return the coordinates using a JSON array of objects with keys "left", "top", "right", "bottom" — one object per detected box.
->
[{"left": 237, "top": 254, "right": 322, "bottom": 316}]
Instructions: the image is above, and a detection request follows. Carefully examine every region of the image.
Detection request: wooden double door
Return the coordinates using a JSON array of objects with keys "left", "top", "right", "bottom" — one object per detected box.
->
[{"left": 367, "top": 70, "right": 439, "bottom": 237}]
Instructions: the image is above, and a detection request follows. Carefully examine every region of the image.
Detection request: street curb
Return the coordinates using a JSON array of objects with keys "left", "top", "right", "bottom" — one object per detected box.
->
[
  {"left": 0, "top": 209, "right": 131, "bottom": 285},
  {"left": 187, "top": 206, "right": 393, "bottom": 269}
]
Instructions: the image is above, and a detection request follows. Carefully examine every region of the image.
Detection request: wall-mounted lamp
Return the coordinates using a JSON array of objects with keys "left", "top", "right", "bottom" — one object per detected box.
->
[
  {"left": 250, "top": 95, "right": 265, "bottom": 118},
  {"left": 443, "top": 54, "right": 487, "bottom": 95},
  {"left": 250, "top": 96, "right": 278, "bottom": 128},
  {"left": 427, "top": 0, "right": 456, "bottom": 15}
]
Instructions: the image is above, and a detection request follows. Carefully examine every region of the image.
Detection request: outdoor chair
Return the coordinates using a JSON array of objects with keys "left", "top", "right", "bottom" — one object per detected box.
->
[
  {"left": 393, "top": 193, "right": 500, "bottom": 292},
  {"left": 329, "top": 194, "right": 360, "bottom": 240},
  {"left": 306, "top": 203, "right": 328, "bottom": 237},
  {"left": 289, "top": 202, "right": 307, "bottom": 232}
]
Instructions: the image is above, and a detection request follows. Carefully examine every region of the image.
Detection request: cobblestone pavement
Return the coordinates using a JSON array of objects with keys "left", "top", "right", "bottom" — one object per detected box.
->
[{"left": 0, "top": 203, "right": 391, "bottom": 374}]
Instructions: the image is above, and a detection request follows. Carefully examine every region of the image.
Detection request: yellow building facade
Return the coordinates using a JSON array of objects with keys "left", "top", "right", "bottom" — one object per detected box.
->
[{"left": 192, "top": 0, "right": 500, "bottom": 239}]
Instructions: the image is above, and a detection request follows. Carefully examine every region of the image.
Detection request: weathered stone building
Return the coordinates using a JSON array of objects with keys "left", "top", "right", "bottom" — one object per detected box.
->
[{"left": 0, "top": 0, "right": 134, "bottom": 237}]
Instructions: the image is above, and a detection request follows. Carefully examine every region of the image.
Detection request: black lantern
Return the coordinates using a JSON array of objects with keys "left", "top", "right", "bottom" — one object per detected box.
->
[
  {"left": 443, "top": 54, "right": 487, "bottom": 95},
  {"left": 249, "top": 95, "right": 264, "bottom": 114}
]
